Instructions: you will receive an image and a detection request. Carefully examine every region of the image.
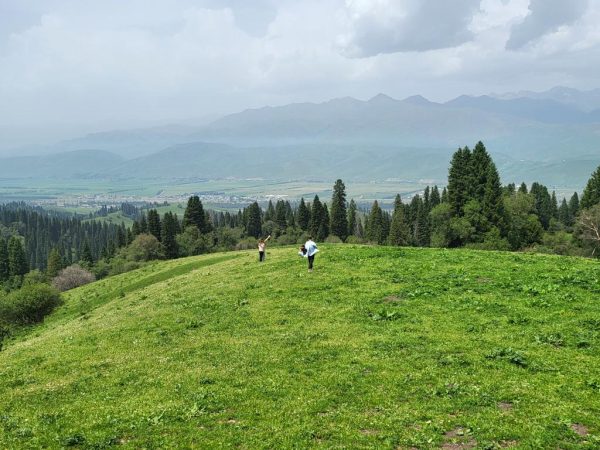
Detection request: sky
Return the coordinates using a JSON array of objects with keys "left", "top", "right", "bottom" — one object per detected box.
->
[{"left": 1, "top": 0, "right": 599, "bottom": 152}]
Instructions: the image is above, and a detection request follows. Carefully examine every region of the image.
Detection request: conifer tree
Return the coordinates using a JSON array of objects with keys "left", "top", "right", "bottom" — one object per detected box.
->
[
  {"left": 161, "top": 212, "right": 179, "bottom": 259},
  {"left": 470, "top": 141, "right": 492, "bottom": 202},
  {"left": 246, "top": 202, "right": 262, "bottom": 238},
  {"left": 347, "top": 199, "right": 357, "bottom": 237},
  {"left": 80, "top": 240, "right": 94, "bottom": 266},
  {"left": 558, "top": 198, "right": 571, "bottom": 226},
  {"left": 264, "top": 200, "right": 275, "bottom": 222},
  {"left": 569, "top": 192, "right": 580, "bottom": 218},
  {"left": 275, "top": 200, "right": 287, "bottom": 229},
  {"left": 8, "top": 236, "right": 29, "bottom": 277},
  {"left": 367, "top": 200, "right": 385, "bottom": 244},
  {"left": 46, "top": 247, "right": 63, "bottom": 278},
  {"left": 518, "top": 182, "right": 528, "bottom": 194},
  {"left": 430, "top": 186, "right": 441, "bottom": 208},
  {"left": 0, "top": 238, "right": 8, "bottom": 282},
  {"left": 551, "top": 191, "right": 559, "bottom": 219},
  {"left": 285, "top": 201, "right": 295, "bottom": 228},
  {"left": 317, "top": 204, "right": 330, "bottom": 241},
  {"left": 297, "top": 198, "right": 310, "bottom": 231},
  {"left": 309, "top": 195, "right": 324, "bottom": 237},
  {"left": 447, "top": 146, "right": 472, "bottom": 216},
  {"left": 530, "top": 183, "right": 553, "bottom": 229},
  {"left": 482, "top": 162, "right": 506, "bottom": 233},
  {"left": 581, "top": 165, "right": 600, "bottom": 209},
  {"left": 415, "top": 201, "right": 430, "bottom": 247},
  {"left": 147, "top": 209, "right": 162, "bottom": 241},
  {"left": 389, "top": 194, "right": 410, "bottom": 246},
  {"left": 183, "top": 196, "right": 208, "bottom": 233},
  {"left": 330, "top": 179, "right": 348, "bottom": 241},
  {"left": 441, "top": 188, "right": 448, "bottom": 204},
  {"left": 139, "top": 213, "right": 148, "bottom": 233}
]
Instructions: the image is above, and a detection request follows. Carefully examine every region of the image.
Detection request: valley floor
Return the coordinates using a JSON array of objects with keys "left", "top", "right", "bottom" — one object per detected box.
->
[{"left": 0, "top": 246, "right": 599, "bottom": 448}]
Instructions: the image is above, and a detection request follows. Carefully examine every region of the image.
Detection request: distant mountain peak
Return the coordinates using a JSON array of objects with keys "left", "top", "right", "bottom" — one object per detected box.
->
[
  {"left": 402, "top": 95, "right": 436, "bottom": 106},
  {"left": 367, "top": 93, "right": 397, "bottom": 104}
]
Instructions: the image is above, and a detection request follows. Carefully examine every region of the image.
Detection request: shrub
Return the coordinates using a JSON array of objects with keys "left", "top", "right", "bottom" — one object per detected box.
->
[
  {"left": 52, "top": 265, "right": 96, "bottom": 292},
  {"left": 345, "top": 235, "right": 366, "bottom": 244},
  {"left": 325, "top": 235, "right": 343, "bottom": 244},
  {"left": 0, "top": 284, "right": 61, "bottom": 325},
  {"left": 121, "top": 233, "right": 164, "bottom": 261}
]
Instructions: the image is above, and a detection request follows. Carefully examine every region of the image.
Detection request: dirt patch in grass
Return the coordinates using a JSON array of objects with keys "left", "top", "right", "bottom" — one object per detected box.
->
[
  {"left": 360, "top": 429, "right": 378, "bottom": 435},
  {"left": 442, "top": 428, "right": 477, "bottom": 450},
  {"left": 477, "top": 277, "right": 492, "bottom": 284},
  {"left": 498, "top": 401, "right": 513, "bottom": 412},
  {"left": 499, "top": 440, "right": 518, "bottom": 448},
  {"left": 383, "top": 295, "right": 404, "bottom": 303},
  {"left": 571, "top": 423, "right": 589, "bottom": 436}
]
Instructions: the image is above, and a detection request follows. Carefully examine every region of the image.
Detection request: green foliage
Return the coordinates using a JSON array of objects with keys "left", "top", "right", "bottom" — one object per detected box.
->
[
  {"left": 297, "top": 198, "right": 310, "bottom": 231},
  {"left": 581, "top": 165, "right": 600, "bottom": 209},
  {"left": 330, "top": 179, "right": 348, "bottom": 241},
  {"left": 147, "top": 209, "right": 162, "bottom": 241},
  {"left": 182, "top": 196, "right": 209, "bottom": 233},
  {"left": 388, "top": 194, "right": 410, "bottom": 246},
  {"left": 161, "top": 212, "right": 179, "bottom": 259},
  {"left": 245, "top": 202, "right": 262, "bottom": 239},
  {"left": 121, "top": 234, "right": 164, "bottom": 262},
  {"left": 0, "top": 238, "right": 8, "bottom": 282},
  {"left": 0, "top": 284, "right": 61, "bottom": 325},
  {"left": 46, "top": 248, "right": 63, "bottom": 278},
  {"left": 8, "top": 236, "right": 28, "bottom": 278},
  {"left": 176, "top": 226, "right": 213, "bottom": 257}
]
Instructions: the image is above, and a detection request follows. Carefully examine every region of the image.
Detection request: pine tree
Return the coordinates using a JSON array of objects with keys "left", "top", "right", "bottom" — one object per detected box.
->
[
  {"left": 297, "top": 198, "right": 310, "bottom": 231},
  {"left": 330, "top": 179, "right": 348, "bottom": 241},
  {"left": 317, "top": 204, "right": 330, "bottom": 241},
  {"left": 46, "top": 247, "right": 63, "bottom": 278},
  {"left": 80, "top": 240, "right": 94, "bottom": 266},
  {"left": 309, "top": 196, "right": 324, "bottom": 238},
  {"left": 430, "top": 186, "right": 441, "bottom": 208},
  {"left": 558, "top": 198, "right": 571, "bottom": 226},
  {"left": 389, "top": 194, "right": 410, "bottom": 246},
  {"left": 264, "top": 200, "right": 275, "bottom": 222},
  {"left": 139, "top": 213, "right": 148, "bottom": 233},
  {"left": 581, "top": 165, "right": 600, "bottom": 209},
  {"left": 347, "top": 199, "right": 357, "bottom": 237},
  {"left": 147, "top": 209, "right": 162, "bottom": 241},
  {"left": 182, "top": 196, "right": 208, "bottom": 233},
  {"left": 441, "top": 188, "right": 448, "bottom": 204},
  {"left": 470, "top": 141, "right": 492, "bottom": 202},
  {"left": 551, "top": 191, "right": 559, "bottom": 219},
  {"left": 569, "top": 192, "right": 580, "bottom": 218},
  {"left": 367, "top": 200, "right": 385, "bottom": 244},
  {"left": 275, "top": 200, "right": 287, "bottom": 230},
  {"left": 0, "top": 238, "right": 8, "bottom": 282},
  {"left": 530, "top": 183, "right": 553, "bottom": 229},
  {"left": 415, "top": 201, "right": 430, "bottom": 247},
  {"left": 161, "top": 212, "right": 179, "bottom": 259},
  {"left": 8, "top": 236, "right": 29, "bottom": 277},
  {"left": 482, "top": 162, "right": 506, "bottom": 233},
  {"left": 447, "top": 146, "right": 472, "bottom": 216},
  {"left": 246, "top": 202, "right": 262, "bottom": 238},
  {"left": 518, "top": 182, "right": 528, "bottom": 194}
]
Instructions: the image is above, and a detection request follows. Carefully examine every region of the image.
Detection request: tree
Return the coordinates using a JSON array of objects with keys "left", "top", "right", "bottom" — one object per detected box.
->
[
  {"left": 530, "top": 182, "right": 553, "bottom": 230},
  {"left": 558, "top": 198, "right": 572, "bottom": 227},
  {"left": 80, "top": 240, "right": 94, "bottom": 266},
  {"left": 275, "top": 200, "right": 288, "bottom": 230},
  {"left": 551, "top": 191, "right": 559, "bottom": 219},
  {"left": 246, "top": 202, "right": 262, "bottom": 238},
  {"left": 46, "top": 248, "right": 63, "bottom": 278},
  {"left": 52, "top": 265, "right": 96, "bottom": 292},
  {"left": 581, "top": 165, "right": 600, "bottom": 209},
  {"left": 347, "top": 199, "right": 357, "bottom": 237},
  {"left": 447, "top": 146, "right": 472, "bottom": 216},
  {"left": 147, "top": 209, "right": 162, "bottom": 241},
  {"left": 518, "top": 182, "right": 528, "bottom": 194},
  {"left": 317, "top": 204, "right": 330, "bottom": 241},
  {"left": 183, "top": 196, "right": 208, "bottom": 233},
  {"left": 121, "top": 234, "right": 164, "bottom": 261},
  {"left": 482, "top": 162, "right": 506, "bottom": 233},
  {"left": 366, "top": 200, "right": 385, "bottom": 244},
  {"left": 0, "top": 238, "right": 8, "bottom": 282},
  {"left": 505, "top": 191, "right": 543, "bottom": 250},
  {"left": 296, "top": 198, "right": 310, "bottom": 231},
  {"left": 309, "top": 195, "right": 324, "bottom": 238},
  {"left": 470, "top": 141, "right": 493, "bottom": 202},
  {"left": 389, "top": 194, "right": 410, "bottom": 246},
  {"left": 330, "top": 179, "right": 349, "bottom": 241},
  {"left": 264, "top": 200, "right": 275, "bottom": 222},
  {"left": 575, "top": 205, "right": 600, "bottom": 256},
  {"left": 430, "top": 186, "right": 441, "bottom": 208},
  {"left": 569, "top": 192, "right": 580, "bottom": 218},
  {"left": 8, "top": 236, "right": 29, "bottom": 277},
  {"left": 161, "top": 212, "right": 179, "bottom": 259}
]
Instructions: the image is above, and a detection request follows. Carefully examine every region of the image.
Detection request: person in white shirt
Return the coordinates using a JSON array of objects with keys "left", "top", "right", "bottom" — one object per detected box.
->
[
  {"left": 258, "top": 235, "right": 271, "bottom": 262},
  {"left": 303, "top": 236, "right": 319, "bottom": 272}
]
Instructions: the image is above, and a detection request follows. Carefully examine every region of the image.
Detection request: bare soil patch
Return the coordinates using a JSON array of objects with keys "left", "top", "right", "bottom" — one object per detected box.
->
[{"left": 571, "top": 423, "right": 589, "bottom": 436}]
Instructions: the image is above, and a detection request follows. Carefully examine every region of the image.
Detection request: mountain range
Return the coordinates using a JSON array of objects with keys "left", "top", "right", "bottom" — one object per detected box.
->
[{"left": 1, "top": 86, "right": 599, "bottom": 188}]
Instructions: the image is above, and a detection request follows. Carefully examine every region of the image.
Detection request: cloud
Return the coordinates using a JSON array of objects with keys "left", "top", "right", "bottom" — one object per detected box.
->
[
  {"left": 506, "top": 0, "right": 589, "bottom": 49},
  {"left": 338, "top": 0, "right": 482, "bottom": 57}
]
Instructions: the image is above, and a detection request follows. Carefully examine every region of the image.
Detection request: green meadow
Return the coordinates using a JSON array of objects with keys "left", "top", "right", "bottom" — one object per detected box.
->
[{"left": 0, "top": 245, "right": 599, "bottom": 449}]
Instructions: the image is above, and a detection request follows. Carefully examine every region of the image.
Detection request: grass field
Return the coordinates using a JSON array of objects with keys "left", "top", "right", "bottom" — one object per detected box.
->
[{"left": 0, "top": 246, "right": 599, "bottom": 448}]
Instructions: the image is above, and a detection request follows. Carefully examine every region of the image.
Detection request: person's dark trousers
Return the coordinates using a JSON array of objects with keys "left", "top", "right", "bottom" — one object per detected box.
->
[
  {"left": 308, "top": 254, "right": 315, "bottom": 270},
  {"left": 259, "top": 251, "right": 265, "bottom": 262}
]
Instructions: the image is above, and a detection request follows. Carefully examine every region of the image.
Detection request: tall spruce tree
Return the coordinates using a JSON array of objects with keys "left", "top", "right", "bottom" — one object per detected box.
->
[
  {"left": 569, "top": 192, "right": 580, "bottom": 218},
  {"left": 558, "top": 198, "right": 571, "bottom": 226},
  {"left": 147, "top": 209, "right": 162, "bottom": 241},
  {"left": 581, "top": 165, "right": 600, "bottom": 208},
  {"left": 46, "top": 248, "right": 63, "bottom": 278},
  {"left": 275, "top": 200, "right": 287, "bottom": 230},
  {"left": 264, "top": 200, "right": 275, "bottom": 222},
  {"left": 8, "top": 236, "right": 29, "bottom": 277},
  {"left": 309, "top": 196, "right": 324, "bottom": 238},
  {"left": 297, "top": 198, "right": 310, "bottom": 231},
  {"left": 367, "top": 200, "right": 385, "bottom": 244},
  {"left": 430, "top": 186, "right": 441, "bottom": 208},
  {"left": 183, "top": 196, "right": 208, "bottom": 233},
  {"left": 0, "top": 238, "right": 8, "bottom": 282},
  {"left": 330, "top": 179, "right": 348, "bottom": 241},
  {"left": 246, "top": 202, "right": 262, "bottom": 238},
  {"left": 389, "top": 194, "right": 410, "bottom": 246},
  {"left": 318, "top": 204, "right": 330, "bottom": 241},
  {"left": 470, "top": 141, "right": 493, "bottom": 202},
  {"left": 482, "top": 162, "right": 506, "bottom": 233},
  {"left": 518, "top": 182, "right": 528, "bottom": 194},
  {"left": 551, "top": 191, "right": 559, "bottom": 219},
  {"left": 347, "top": 199, "right": 357, "bottom": 237},
  {"left": 447, "top": 146, "right": 472, "bottom": 216},
  {"left": 530, "top": 183, "right": 553, "bottom": 229},
  {"left": 161, "top": 212, "right": 179, "bottom": 259},
  {"left": 80, "top": 240, "right": 94, "bottom": 266}
]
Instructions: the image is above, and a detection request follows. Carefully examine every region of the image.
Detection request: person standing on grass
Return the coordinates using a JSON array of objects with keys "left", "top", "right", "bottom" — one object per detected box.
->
[
  {"left": 303, "top": 236, "right": 319, "bottom": 272},
  {"left": 258, "top": 235, "right": 271, "bottom": 262}
]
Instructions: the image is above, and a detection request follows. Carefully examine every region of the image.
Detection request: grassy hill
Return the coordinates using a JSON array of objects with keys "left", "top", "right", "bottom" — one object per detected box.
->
[{"left": 1, "top": 246, "right": 599, "bottom": 449}]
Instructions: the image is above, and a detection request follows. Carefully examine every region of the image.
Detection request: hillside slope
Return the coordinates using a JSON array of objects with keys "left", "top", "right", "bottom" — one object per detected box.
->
[{"left": 0, "top": 246, "right": 599, "bottom": 448}]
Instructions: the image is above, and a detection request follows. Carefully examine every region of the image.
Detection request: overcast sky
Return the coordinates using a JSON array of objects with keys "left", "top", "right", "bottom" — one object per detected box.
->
[{"left": 1, "top": 0, "right": 599, "bottom": 151}]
